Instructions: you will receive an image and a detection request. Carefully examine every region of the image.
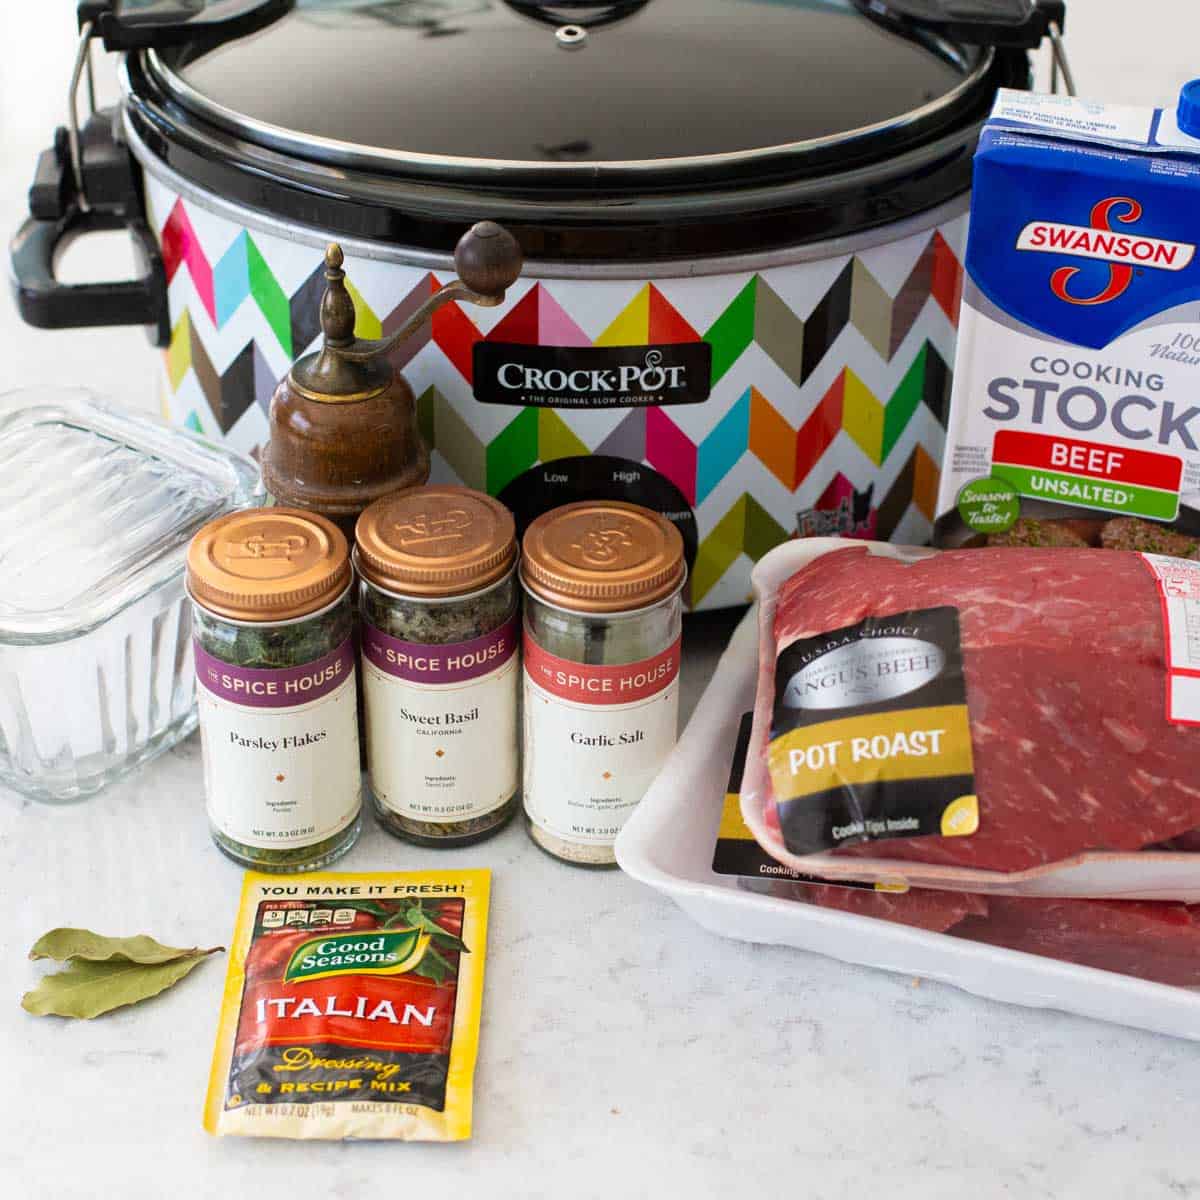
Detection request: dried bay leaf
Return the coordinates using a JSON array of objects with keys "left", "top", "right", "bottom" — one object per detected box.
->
[
  {"left": 21, "top": 949, "right": 221, "bottom": 1020},
  {"left": 29, "top": 928, "right": 222, "bottom": 965}
]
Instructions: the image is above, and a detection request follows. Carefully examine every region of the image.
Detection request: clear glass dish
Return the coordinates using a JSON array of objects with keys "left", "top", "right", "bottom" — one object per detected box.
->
[{"left": 0, "top": 389, "right": 261, "bottom": 801}]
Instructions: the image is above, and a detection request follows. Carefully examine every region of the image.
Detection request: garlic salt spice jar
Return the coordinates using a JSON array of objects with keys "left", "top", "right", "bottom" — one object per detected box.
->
[
  {"left": 520, "top": 502, "right": 686, "bottom": 867},
  {"left": 355, "top": 486, "right": 521, "bottom": 847},
  {"left": 187, "top": 509, "right": 362, "bottom": 872}
]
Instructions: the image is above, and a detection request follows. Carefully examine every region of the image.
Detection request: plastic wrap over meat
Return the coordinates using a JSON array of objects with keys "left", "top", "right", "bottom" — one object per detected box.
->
[{"left": 740, "top": 540, "right": 1200, "bottom": 900}]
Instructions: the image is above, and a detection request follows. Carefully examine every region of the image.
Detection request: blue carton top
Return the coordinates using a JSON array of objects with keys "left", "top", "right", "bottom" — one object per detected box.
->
[{"left": 968, "top": 89, "right": 1200, "bottom": 349}]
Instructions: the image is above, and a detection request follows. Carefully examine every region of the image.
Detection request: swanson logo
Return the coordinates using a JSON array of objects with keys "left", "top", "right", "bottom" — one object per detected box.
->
[
  {"left": 1016, "top": 197, "right": 1196, "bottom": 307},
  {"left": 283, "top": 930, "right": 432, "bottom": 985}
]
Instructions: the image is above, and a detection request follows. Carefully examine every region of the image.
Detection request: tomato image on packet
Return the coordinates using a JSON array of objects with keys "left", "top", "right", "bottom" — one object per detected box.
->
[{"left": 204, "top": 870, "right": 489, "bottom": 1140}]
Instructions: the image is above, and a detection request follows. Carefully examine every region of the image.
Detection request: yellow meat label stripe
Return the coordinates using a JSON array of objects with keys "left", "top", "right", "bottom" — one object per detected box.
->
[
  {"left": 717, "top": 792, "right": 756, "bottom": 842},
  {"left": 768, "top": 704, "right": 973, "bottom": 802}
]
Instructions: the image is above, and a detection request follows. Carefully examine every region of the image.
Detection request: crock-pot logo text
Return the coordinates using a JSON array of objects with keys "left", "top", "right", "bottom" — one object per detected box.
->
[
  {"left": 473, "top": 342, "right": 712, "bottom": 409},
  {"left": 1016, "top": 197, "right": 1195, "bottom": 306}
]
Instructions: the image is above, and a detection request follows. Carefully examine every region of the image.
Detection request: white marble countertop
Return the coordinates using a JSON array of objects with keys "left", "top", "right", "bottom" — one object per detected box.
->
[{"left": 5, "top": 4, "right": 1200, "bottom": 1197}]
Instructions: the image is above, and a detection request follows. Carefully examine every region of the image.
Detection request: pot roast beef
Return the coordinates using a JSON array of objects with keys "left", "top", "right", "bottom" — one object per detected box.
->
[
  {"left": 808, "top": 885, "right": 1200, "bottom": 987},
  {"left": 766, "top": 545, "right": 1200, "bottom": 871},
  {"left": 808, "top": 884, "right": 987, "bottom": 932}
]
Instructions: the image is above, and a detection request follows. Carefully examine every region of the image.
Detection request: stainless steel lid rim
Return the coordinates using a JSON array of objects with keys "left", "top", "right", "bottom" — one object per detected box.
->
[
  {"left": 148, "top": 0, "right": 1038, "bottom": 186},
  {"left": 126, "top": 41, "right": 1016, "bottom": 193},
  {"left": 123, "top": 47, "right": 1026, "bottom": 259},
  {"left": 127, "top": 109, "right": 971, "bottom": 278},
  {"left": 142, "top": 41, "right": 995, "bottom": 185}
]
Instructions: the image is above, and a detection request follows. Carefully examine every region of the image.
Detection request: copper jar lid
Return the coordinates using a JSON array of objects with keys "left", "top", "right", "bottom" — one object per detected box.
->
[
  {"left": 520, "top": 501, "right": 686, "bottom": 613},
  {"left": 355, "top": 485, "right": 517, "bottom": 598},
  {"left": 187, "top": 508, "right": 352, "bottom": 622}
]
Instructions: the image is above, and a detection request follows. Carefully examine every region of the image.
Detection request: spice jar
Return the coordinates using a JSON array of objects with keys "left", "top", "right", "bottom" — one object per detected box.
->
[
  {"left": 187, "top": 508, "right": 362, "bottom": 872},
  {"left": 520, "top": 501, "right": 685, "bottom": 867},
  {"left": 356, "top": 486, "right": 520, "bottom": 846}
]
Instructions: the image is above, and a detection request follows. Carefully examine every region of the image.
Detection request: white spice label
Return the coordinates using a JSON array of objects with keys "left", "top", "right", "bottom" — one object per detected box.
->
[
  {"left": 194, "top": 638, "right": 361, "bottom": 848},
  {"left": 361, "top": 615, "right": 520, "bottom": 823},
  {"left": 522, "top": 635, "right": 681, "bottom": 847}
]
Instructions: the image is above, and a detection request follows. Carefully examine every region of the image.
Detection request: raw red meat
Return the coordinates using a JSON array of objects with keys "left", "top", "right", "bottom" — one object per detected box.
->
[
  {"left": 767, "top": 546, "right": 1200, "bottom": 871},
  {"left": 955, "top": 897, "right": 1200, "bottom": 987},
  {"left": 809, "top": 884, "right": 987, "bottom": 932},
  {"left": 805, "top": 886, "right": 1200, "bottom": 986}
]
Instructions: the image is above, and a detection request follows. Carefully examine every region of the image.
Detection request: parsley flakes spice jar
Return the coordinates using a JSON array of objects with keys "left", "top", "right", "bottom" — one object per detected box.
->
[
  {"left": 521, "top": 501, "right": 685, "bottom": 867},
  {"left": 187, "top": 508, "right": 362, "bottom": 872},
  {"left": 355, "top": 486, "right": 520, "bottom": 847}
]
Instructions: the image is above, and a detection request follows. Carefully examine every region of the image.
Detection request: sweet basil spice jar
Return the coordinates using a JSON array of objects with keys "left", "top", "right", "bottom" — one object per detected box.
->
[
  {"left": 355, "top": 486, "right": 520, "bottom": 847},
  {"left": 187, "top": 509, "right": 362, "bottom": 872},
  {"left": 521, "top": 502, "right": 686, "bottom": 867}
]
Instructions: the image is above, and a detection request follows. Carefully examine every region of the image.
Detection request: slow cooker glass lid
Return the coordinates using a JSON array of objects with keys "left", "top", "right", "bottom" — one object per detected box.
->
[{"left": 149, "top": 0, "right": 987, "bottom": 174}]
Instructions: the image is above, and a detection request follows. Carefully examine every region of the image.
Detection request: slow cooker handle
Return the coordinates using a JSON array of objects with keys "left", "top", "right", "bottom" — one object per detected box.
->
[
  {"left": 853, "top": 0, "right": 1065, "bottom": 48},
  {"left": 77, "top": 0, "right": 291, "bottom": 52},
  {"left": 10, "top": 106, "right": 170, "bottom": 347},
  {"left": 502, "top": 2, "right": 650, "bottom": 31},
  {"left": 10, "top": 208, "right": 170, "bottom": 347},
  {"left": 854, "top": 0, "right": 1072, "bottom": 92}
]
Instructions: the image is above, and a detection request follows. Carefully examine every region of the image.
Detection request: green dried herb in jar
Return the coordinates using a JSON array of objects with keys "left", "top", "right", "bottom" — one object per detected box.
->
[
  {"left": 187, "top": 508, "right": 362, "bottom": 872},
  {"left": 355, "top": 486, "right": 520, "bottom": 847},
  {"left": 521, "top": 501, "right": 685, "bottom": 867}
]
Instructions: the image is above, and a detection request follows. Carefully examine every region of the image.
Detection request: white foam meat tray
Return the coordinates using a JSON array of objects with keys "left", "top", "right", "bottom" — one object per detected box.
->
[{"left": 615, "top": 605, "right": 1200, "bottom": 1041}]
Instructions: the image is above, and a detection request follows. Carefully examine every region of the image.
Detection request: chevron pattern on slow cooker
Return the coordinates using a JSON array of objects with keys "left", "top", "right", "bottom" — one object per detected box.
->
[{"left": 156, "top": 194, "right": 962, "bottom": 608}]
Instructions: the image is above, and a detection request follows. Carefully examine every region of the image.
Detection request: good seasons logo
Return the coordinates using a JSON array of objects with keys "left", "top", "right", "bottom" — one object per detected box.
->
[
  {"left": 783, "top": 637, "right": 945, "bottom": 711},
  {"left": 283, "top": 930, "right": 431, "bottom": 984},
  {"left": 1016, "top": 197, "right": 1196, "bottom": 306},
  {"left": 473, "top": 341, "right": 712, "bottom": 408}
]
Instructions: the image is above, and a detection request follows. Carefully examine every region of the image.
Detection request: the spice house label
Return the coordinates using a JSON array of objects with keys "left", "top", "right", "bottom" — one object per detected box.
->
[
  {"left": 522, "top": 636, "right": 681, "bottom": 846},
  {"left": 194, "top": 639, "right": 361, "bottom": 848},
  {"left": 360, "top": 616, "right": 520, "bottom": 824}
]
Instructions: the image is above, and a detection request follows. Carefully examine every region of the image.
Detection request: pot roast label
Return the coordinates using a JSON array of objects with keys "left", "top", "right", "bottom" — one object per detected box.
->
[
  {"left": 472, "top": 342, "right": 712, "bottom": 408},
  {"left": 712, "top": 712, "right": 885, "bottom": 890},
  {"left": 768, "top": 606, "right": 978, "bottom": 855}
]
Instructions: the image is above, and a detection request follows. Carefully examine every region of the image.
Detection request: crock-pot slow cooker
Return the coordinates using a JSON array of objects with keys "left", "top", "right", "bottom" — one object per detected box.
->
[{"left": 11, "top": 0, "right": 1068, "bottom": 609}]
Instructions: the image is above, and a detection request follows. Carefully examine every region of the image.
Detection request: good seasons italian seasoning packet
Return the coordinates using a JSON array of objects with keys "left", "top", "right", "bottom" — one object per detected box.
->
[{"left": 204, "top": 870, "right": 489, "bottom": 1140}]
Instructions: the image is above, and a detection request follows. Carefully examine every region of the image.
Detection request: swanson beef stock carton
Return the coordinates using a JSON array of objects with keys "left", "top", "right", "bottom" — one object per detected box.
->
[{"left": 937, "top": 85, "right": 1200, "bottom": 554}]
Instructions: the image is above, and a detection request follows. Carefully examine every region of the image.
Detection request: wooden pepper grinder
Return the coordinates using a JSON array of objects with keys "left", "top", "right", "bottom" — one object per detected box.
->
[{"left": 262, "top": 221, "right": 524, "bottom": 538}]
